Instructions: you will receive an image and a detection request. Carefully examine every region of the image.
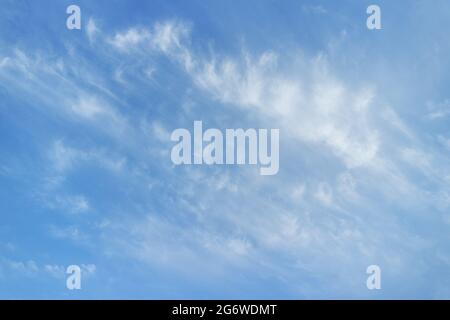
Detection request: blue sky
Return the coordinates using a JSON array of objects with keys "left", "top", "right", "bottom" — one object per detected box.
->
[{"left": 1, "top": 0, "right": 450, "bottom": 299}]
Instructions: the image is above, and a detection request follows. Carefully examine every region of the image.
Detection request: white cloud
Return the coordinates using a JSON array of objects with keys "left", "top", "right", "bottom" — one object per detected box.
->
[
  {"left": 150, "top": 121, "right": 170, "bottom": 142},
  {"left": 109, "top": 21, "right": 194, "bottom": 71},
  {"left": 314, "top": 182, "right": 334, "bottom": 206},
  {"left": 3, "top": 17, "right": 449, "bottom": 297},
  {"left": 109, "top": 28, "right": 151, "bottom": 51},
  {"left": 159, "top": 39, "right": 381, "bottom": 168},
  {"left": 49, "top": 225, "right": 88, "bottom": 243},
  {"left": 70, "top": 95, "right": 128, "bottom": 135},
  {"left": 426, "top": 99, "right": 450, "bottom": 120},
  {"left": 44, "top": 264, "right": 65, "bottom": 279},
  {"left": 382, "top": 107, "right": 414, "bottom": 139},
  {"left": 51, "top": 140, "right": 79, "bottom": 172},
  {"left": 0, "top": 57, "right": 11, "bottom": 68},
  {"left": 226, "top": 238, "right": 252, "bottom": 256},
  {"left": 71, "top": 96, "right": 107, "bottom": 119},
  {"left": 91, "top": 20, "right": 439, "bottom": 294},
  {"left": 152, "top": 21, "right": 190, "bottom": 53},
  {"left": 337, "top": 172, "right": 358, "bottom": 201},
  {"left": 45, "top": 194, "right": 90, "bottom": 214},
  {"left": 290, "top": 184, "right": 306, "bottom": 202},
  {"left": 0, "top": 49, "right": 130, "bottom": 141},
  {"left": 86, "top": 18, "right": 100, "bottom": 43},
  {"left": 7, "top": 260, "right": 39, "bottom": 277},
  {"left": 49, "top": 140, "right": 126, "bottom": 174},
  {"left": 81, "top": 264, "right": 96, "bottom": 275}
]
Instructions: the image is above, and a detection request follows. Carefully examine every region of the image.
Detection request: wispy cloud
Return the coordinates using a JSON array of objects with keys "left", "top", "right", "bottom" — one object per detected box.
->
[
  {"left": 86, "top": 18, "right": 100, "bottom": 44},
  {"left": 2, "top": 2, "right": 450, "bottom": 298}
]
